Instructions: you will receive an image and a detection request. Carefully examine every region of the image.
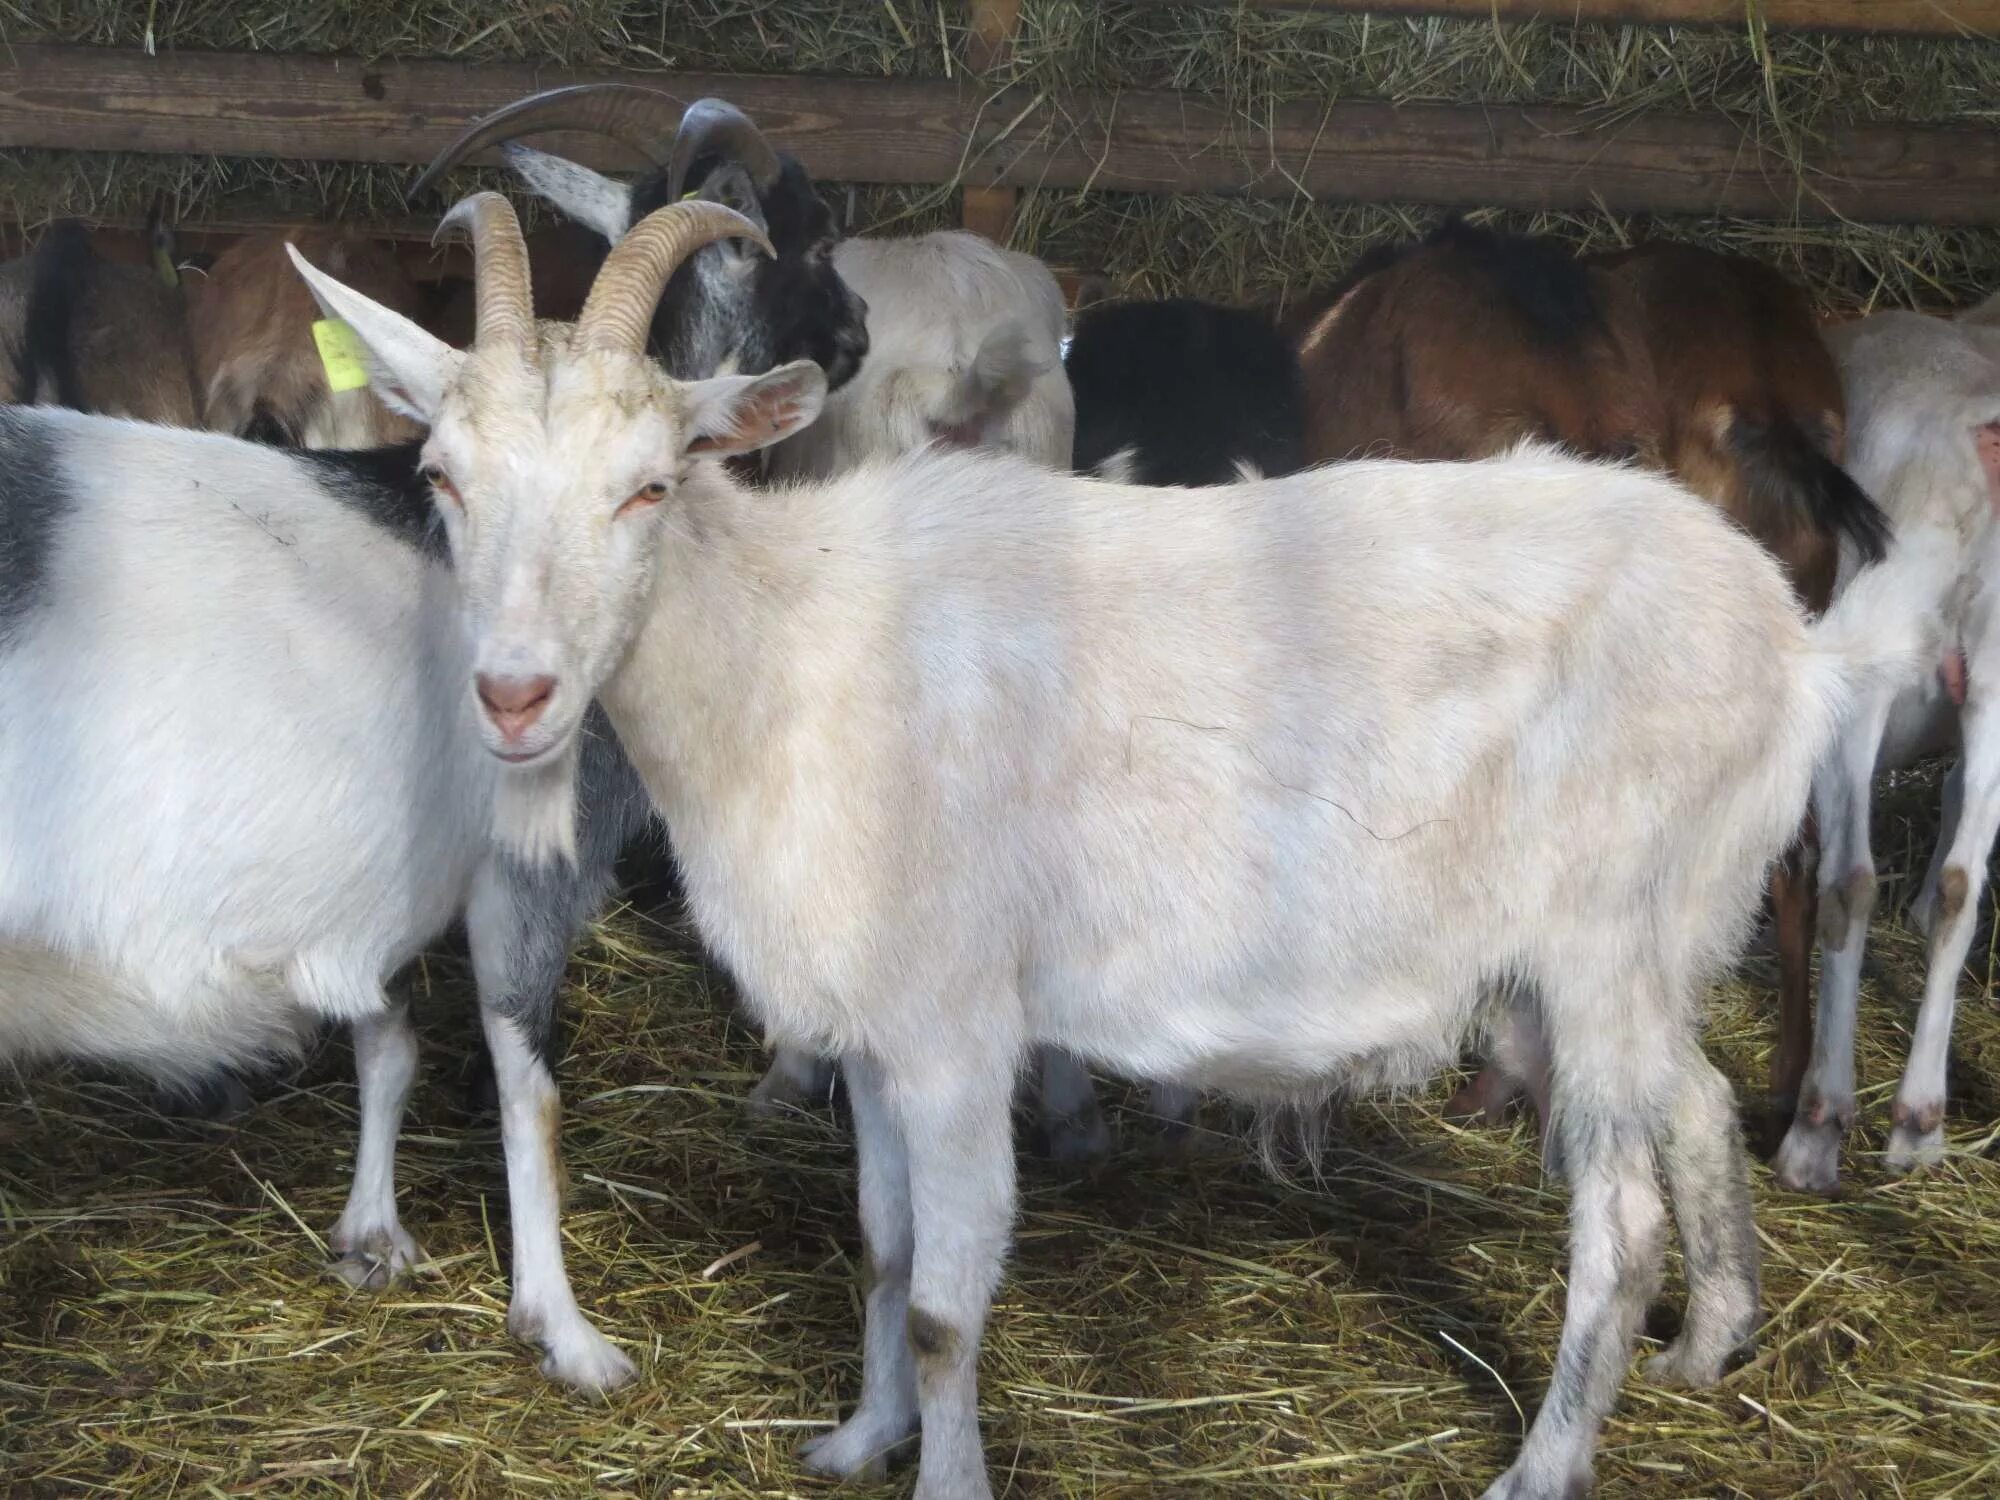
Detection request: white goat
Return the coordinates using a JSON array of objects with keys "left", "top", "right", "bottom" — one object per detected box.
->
[
  {"left": 493, "top": 139, "right": 1183, "bottom": 1151},
  {"left": 302, "top": 195, "right": 1909, "bottom": 1500},
  {"left": 0, "top": 199, "right": 792, "bottom": 1396},
  {"left": 1772, "top": 301, "right": 2000, "bottom": 1194}
]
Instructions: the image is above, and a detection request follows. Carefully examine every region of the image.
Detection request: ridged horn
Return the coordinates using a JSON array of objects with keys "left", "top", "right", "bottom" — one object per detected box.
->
[
  {"left": 575, "top": 201, "right": 775, "bottom": 355},
  {"left": 410, "top": 84, "right": 683, "bottom": 200},
  {"left": 666, "top": 98, "right": 783, "bottom": 201},
  {"left": 437, "top": 192, "right": 534, "bottom": 351}
]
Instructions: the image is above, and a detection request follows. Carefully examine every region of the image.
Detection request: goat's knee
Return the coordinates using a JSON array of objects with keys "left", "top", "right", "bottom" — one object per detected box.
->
[{"left": 1817, "top": 864, "right": 1877, "bottom": 951}]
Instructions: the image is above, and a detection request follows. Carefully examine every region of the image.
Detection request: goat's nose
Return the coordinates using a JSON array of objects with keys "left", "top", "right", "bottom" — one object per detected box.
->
[{"left": 475, "top": 673, "right": 557, "bottom": 740}]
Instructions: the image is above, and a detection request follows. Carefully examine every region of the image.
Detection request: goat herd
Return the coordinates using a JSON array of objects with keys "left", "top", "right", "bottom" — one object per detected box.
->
[{"left": 3, "top": 84, "right": 1997, "bottom": 1500}]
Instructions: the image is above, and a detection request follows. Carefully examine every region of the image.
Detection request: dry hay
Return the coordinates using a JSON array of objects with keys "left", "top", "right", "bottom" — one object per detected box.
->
[
  {"left": 3, "top": 762, "right": 1999, "bottom": 1499},
  {"left": 7, "top": 0, "right": 2000, "bottom": 314}
]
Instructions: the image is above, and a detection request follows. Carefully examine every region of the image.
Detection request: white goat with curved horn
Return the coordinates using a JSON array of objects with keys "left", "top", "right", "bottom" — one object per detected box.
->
[{"left": 293, "top": 193, "right": 1916, "bottom": 1499}]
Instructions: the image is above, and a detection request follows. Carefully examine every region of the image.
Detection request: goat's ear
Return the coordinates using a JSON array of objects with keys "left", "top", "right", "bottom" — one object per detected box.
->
[
  {"left": 285, "top": 243, "right": 461, "bottom": 421},
  {"left": 690, "top": 163, "right": 770, "bottom": 243},
  {"left": 683, "top": 360, "right": 826, "bottom": 458},
  {"left": 501, "top": 145, "right": 634, "bottom": 246}
]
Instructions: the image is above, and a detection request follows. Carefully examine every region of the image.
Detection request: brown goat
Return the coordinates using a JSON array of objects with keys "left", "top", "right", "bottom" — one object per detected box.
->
[
  {"left": 1293, "top": 220, "right": 1662, "bottom": 465},
  {"left": 0, "top": 221, "right": 201, "bottom": 423},
  {"left": 1589, "top": 240, "right": 1891, "bottom": 1113},
  {"left": 1293, "top": 224, "right": 1891, "bottom": 1128},
  {"left": 189, "top": 227, "right": 427, "bottom": 448}
]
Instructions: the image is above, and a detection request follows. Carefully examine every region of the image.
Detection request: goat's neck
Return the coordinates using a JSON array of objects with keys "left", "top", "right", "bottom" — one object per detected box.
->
[{"left": 596, "top": 468, "right": 811, "bottom": 834}]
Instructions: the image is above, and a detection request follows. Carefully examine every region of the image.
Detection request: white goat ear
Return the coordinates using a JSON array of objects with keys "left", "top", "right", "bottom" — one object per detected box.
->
[
  {"left": 684, "top": 360, "right": 827, "bottom": 458},
  {"left": 284, "top": 243, "right": 461, "bottom": 422},
  {"left": 501, "top": 145, "right": 634, "bottom": 246}
]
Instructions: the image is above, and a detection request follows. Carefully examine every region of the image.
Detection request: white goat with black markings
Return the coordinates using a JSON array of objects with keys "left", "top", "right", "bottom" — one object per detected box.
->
[
  {"left": 1773, "top": 299, "right": 2000, "bottom": 1194},
  {"left": 0, "top": 198, "right": 800, "bottom": 1396},
  {"left": 302, "top": 192, "right": 1914, "bottom": 1499}
]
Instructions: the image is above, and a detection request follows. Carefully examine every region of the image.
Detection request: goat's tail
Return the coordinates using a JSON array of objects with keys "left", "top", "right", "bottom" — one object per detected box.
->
[
  {"left": 20, "top": 220, "right": 96, "bottom": 411},
  {"left": 1728, "top": 409, "right": 1894, "bottom": 566},
  {"left": 1795, "top": 560, "right": 1927, "bottom": 753},
  {"left": 931, "top": 319, "right": 1051, "bottom": 441}
]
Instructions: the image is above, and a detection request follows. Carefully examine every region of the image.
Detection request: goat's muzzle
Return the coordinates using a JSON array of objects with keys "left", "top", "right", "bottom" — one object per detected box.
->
[{"left": 476, "top": 672, "right": 558, "bottom": 753}]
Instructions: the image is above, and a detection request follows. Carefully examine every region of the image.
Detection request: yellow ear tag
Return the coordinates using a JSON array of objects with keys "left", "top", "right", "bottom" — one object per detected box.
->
[{"left": 312, "top": 318, "right": 371, "bottom": 394}]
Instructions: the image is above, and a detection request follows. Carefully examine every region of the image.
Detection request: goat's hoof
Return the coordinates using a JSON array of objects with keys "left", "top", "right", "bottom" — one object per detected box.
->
[
  {"left": 1886, "top": 1104, "right": 1947, "bottom": 1174},
  {"left": 746, "top": 1068, "right": 826, "bottom": 1118},
  {"left": 1644, "top": 1338, "right": 1739, "bottom": 1390},
  {"left": 1478, "top": 1460, "right": 1591, "bottom": 1500},
  {"left": 1771, "top": 1116, "right": 1844, "bottom": 1196},
  {"left": 327, "top": 1224, "right": 427, "bottom": 1290},
  {"left": 538, "top": 1325, "right": 637, "bottom": 1394},
  {"left": 797, "top": 1412, "right": 915, "bottom": 1481},
  {"left": 1041, "top": 1110, "right": 1113, "bottom": 1166}
]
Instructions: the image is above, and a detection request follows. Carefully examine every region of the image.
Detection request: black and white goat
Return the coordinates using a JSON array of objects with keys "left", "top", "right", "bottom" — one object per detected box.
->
[
  {"left": 303, "top": 193, "right": 1917, "bottom": 1500},
  {"left": 0, "top": 195, "right": 850, "bottom": 1393}
]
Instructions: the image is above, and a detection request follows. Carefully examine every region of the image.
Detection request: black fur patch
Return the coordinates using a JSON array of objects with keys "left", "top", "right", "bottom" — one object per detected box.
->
[
  {"left": 1068, "top": 298, "right": 1306, "bottom": 485},
  {"left": 0, "top": 408, "right": 69, "bottom": 643},
  {"left": 1728, "top": 412, "right": 1893, "bottom": 564},
  {"left": 19, "top": 220, "right": 95, "bottom": 409},
  {"left": 633, "top": 154, "right": 869, "bottom": 391},
  {"left": 1428, "top": 218, "right": 1602, "bottom": 348},
  {"left": 291, "top": 442, "right": 448, "bottom": 559}
]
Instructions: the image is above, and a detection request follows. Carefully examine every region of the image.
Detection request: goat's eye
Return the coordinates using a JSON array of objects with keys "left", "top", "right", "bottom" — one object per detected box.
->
[
  {"left": 423, "top": 466, "right": 463, "bottom": 508},
  {"left": 617, "top": 482, "right": 670, "bottom": 518}
]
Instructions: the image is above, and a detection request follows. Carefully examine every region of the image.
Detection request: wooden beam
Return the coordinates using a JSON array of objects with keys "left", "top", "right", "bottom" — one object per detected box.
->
[
  {"left": 1115, "top": 0, "right": 1999, "bottom": 37},
  {"left": 3, "top": 46, "right": 1997, "bottom": 224},
  {"left": 962, "top": 0, "right": 1024, "bottom": 243}
]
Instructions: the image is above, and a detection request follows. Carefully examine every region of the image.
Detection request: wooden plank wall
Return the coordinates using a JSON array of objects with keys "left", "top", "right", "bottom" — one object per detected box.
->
[{"left": 3, "top": 44, "right": 1997, "bottom": 225}]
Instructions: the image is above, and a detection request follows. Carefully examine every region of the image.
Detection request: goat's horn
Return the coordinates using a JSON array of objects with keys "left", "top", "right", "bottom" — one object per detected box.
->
[
  {"left": 437, "top": 192, "right": 534, "bottom": 351},
  {"left": 667, "top": 98, "right": 784, "bottom": 201},
  {"left": 575, "top": 201, "right": 775, "bottom": 355},
  {"left": 410, "top": 84, "right": 682, "bottom": 200}
]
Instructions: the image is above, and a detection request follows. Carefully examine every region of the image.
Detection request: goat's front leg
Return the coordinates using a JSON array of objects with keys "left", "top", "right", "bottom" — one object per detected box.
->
[
  {"left": 467, "top": 858, "right": 635, "bottom": 1393},
  {"left": 1767, "top": 816, "right": 1820, "bottom": 1117},
  {"left": 802, "top": 1046, "right": 1016, "bottom": 1499},
  {"left": 799, "top": 1052, "right": 920, "bottom": 1481},
  {"left": 1034, "top": 1047, "right": 1112, "bottom": 1162},
  {"left": 900, "top": 1055, "right": 1015, "bottom": 1500},
  {"left": 329, "top": 1001, "right": 426, "bottom": 1289}
]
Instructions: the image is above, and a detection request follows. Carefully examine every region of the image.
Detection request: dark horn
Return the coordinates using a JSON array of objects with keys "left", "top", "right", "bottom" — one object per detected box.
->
[
  {"left": 410, "top": 84, "right": 685, "bottom": 200},
  {"left": 666, "top": 98, "right": 784, "bottom": 202}
]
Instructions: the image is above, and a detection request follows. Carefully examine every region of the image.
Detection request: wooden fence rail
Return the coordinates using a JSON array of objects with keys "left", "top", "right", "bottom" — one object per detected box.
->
[
  {"left": 3, "top": 45, "right": 1998, "bottom": 224},
  {"left": 1122, "top": 0, "right": 2000, "bottom": 37}
]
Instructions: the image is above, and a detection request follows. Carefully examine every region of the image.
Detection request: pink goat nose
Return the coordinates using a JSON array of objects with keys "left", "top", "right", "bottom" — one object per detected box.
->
[{"left": 476, "top": 673, "right": 556, "bottom": 740}]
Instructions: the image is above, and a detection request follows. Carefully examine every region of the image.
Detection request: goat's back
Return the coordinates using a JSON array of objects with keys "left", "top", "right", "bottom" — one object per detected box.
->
[
  {"left": 1292, "top": 222, "right": 1659, "bottom": 466},
  {"left": 0, "top": 227, "right": 200, "bottom": 424},
  {"left": 1590, "top": 242, "right": 1862, "bottom": 608},
  {"left": 767, "top": 230, "right": 1073, "bottom": 478},
  {"left": 0, "top": 409, "right": 488, "bottom": 1077},
  {"left": 1067, "top": 298, "right": 1306, "bottom": 484},
  {"left": 190, "top": 227, "right": 426, "bottom": 448}
]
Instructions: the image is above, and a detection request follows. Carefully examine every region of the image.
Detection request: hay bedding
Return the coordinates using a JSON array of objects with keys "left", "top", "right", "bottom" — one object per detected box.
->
[
  {"left": 3, "top": 763, "right": 1998, "bottom": 1499},
  {"left": 5, "top": 3, "right": 2000, "bottom": 1495}
]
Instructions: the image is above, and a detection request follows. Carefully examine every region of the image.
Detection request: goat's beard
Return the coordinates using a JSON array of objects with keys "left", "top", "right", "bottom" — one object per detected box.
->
[{"left": 491, "top": 734, "right": 583, "bottom": 867}]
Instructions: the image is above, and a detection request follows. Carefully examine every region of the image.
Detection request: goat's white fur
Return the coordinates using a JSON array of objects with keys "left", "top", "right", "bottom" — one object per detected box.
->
[
  {"left": 1773, "top": 306, "right": 2000, "bottom": 1193},
  {"left": 0, "top": 407, "right": 634, "bottom": 1392},
  {"left": 764, "top": 232, "right": 1074, "bottom": 479}
]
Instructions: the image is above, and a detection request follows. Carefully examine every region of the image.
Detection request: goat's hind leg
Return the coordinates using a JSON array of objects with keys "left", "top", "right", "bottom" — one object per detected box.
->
[
  {"left": 329, "top": 1000, "right": 426, "bottom": 1289},
  {"left": 1646, "top": 1048, "right": 1758, "bottom": 1388},
  {"left": 1888, "top": 701, "right": 2000, "bottom": 1172},
  {"left": 798, "top": 1051, "right": 921, "bottom": 1480},
  {"left": 1482, "top": 975, "right": 1670, "bottom": 1499},
  {"left": 748, "top": 1044, "right": 837, "bottom": 1115}
]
